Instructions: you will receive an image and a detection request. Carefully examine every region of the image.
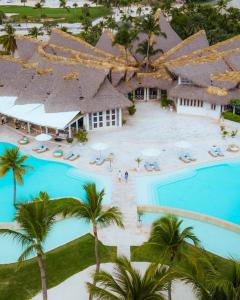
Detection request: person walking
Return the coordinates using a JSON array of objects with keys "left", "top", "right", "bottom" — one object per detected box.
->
[
  {"left": 124, "top": 171, "right": 129, "bottom": 183},
  {"left": 118, "top": 170, "right": 122, "bottom": 183}
]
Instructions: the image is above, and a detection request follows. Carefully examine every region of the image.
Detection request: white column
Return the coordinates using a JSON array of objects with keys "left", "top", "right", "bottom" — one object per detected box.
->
[
  {"left": 144, "top": 88, "right": 147, "bottom": 101},
  {"left": 157, "top": 89, "right": 161, "bottom": 99},
  {"left": 119, "top": 108, "right": 122, "bottom": 127},
  {"left": 45, "top": 127, "right": 48, "bottom": 134},
  {"left": 68, "top": 125, "right": 72, "bottom": 138},
  {"left": 84, "top": 114, "right": 89, "bottom": 131},
  {"left": 27, "top": 122, "right": 30, "bottom": 133},
  {"left": 76, "top": 120, "right": 79, "bottom": 132}
]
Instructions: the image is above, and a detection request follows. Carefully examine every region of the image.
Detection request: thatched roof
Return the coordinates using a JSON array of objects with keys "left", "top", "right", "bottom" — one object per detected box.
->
[
  {"left": 153, "top": 30, "right": 209, "bottom": 66},
  {"left": 132, "top": 9, "right": 182, "bottom": 62}
]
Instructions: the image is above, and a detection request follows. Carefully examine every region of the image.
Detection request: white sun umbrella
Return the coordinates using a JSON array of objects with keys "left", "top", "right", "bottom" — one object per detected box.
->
[
  {"left": 91, "top": 142, "right": 109, "bottom": 158},
  {"left": 35, "top": 133, "right": 52, "bottom": 142},
  {"left": 141, "top": 148, "right": 161, "bottom": 157},
  {"left": 175, "top": 141, "right": 192, "bottom": 149}
]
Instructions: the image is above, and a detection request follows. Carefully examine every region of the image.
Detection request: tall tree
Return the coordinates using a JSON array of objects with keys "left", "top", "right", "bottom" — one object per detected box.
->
[
  {"left": 1, "top": 24, "right": 17, "bottom": 56},
  {"left": 59, "top": 182, "right": 124, "bottom": 299},
  {"left": 28, "top": 26, "right": 43, "bottom": 39},
  {"left": 113, "top": 22, "right": 138, "bottom": 64},
  {"left": 140, "top": 13, "right": 166, "bottom": 70},
  {"left": 148, "top": 214, "right": 200, "bottom": 300},
  {"left": 137, "top": 39, "right": 163, "bottom": 66},
  {"left": 0, "top": 147, "right": 32, "bottom": 207},
  {"left": 87, "top": 256, "right": 174, "bottom": 299},
  {"left": 0, "top": 192, "right": 57, "bottom": 300}
]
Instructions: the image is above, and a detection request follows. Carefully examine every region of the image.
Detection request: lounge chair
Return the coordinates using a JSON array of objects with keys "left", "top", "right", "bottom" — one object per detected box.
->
[
  {"left": 186, "top": 152, "right": 196, "bottom": 161},
  {"left": 216, "top": 147, "right": 224, "bottom": 156},
  {"left": 68, "top": 153, "right": 80, "bottom": 161},
  {"left": 179, "top": 153, "right": 191, "bottom": 163},
  {"left": 32, "top": 144, "right": 44, "bottom": 151},
  {"left": 208, "top": 147, "right": 219, "bottom": 157},
  {"left": 63, "top": 151, "right": 73, "bottom": 160},
  {"left": 53, "top": 149, "right": 63, "bottom": 158},
  {"left": 144, "top": 162, "right": 153, "bottom": 171},
  {"left": 89, "top": 155, "right": 97, "bottom": 164},
  {"left": 36, "top": 146, "right": 48, "bottom": 153},
  {"left": 153, "top": 161, "right": 160, "bottom": 171},
  {"left": 96, "top": 157, "right": 105, "bottom": 166}
]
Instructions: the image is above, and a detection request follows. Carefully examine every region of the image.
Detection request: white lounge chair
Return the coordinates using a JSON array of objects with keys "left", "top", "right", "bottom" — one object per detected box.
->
[
  {"left": 208, "top": 147, "right": 219, "bottom": 157},
  {"left": 36, "top": 146, "right": 48, "bottom": 153},
  {"left": 144, "top": 162, "right": 153, "bottom": 171},
  {"left": 63, "top": 151, "right": 73, "bottom": 160},
  {"left": 153, "top": 161, "right": 160, "bottom": 171},
  {"left": 69, "top": 153, "right": 80, "bottom": 161},
  {"left": 96, "top": 157, "right": 105, "bottom": 166},
  {"left": 32, "top": 144, "right": 44, "bottom": 151},
  {"left": 179, "top": 153, "right": 191, "bottom": 163}
]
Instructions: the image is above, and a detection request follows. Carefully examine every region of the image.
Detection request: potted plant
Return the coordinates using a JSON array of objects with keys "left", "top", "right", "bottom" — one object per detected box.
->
[
  {"left": 66, "top": 137, "right": 73, "bottom": 144},
  {"left": 135, "top": 157, "right": 142, "bottom": 171},
  {"left": 222, "top": 129, "right": 229, "bottom": 139},
  {"left": 231, "top": 129, "right": 238, "bottom": 138},
  {"left": 74, "top": 130, "right": 88, "bottom": 145},
  {"left": 128, "top": 105, "right": 136, "bottom": 115}
]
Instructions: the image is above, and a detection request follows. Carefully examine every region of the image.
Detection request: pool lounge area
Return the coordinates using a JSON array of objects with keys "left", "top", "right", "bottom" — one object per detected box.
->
[{"left": 0, "top": 142, "right": 111, "bottom": 223}]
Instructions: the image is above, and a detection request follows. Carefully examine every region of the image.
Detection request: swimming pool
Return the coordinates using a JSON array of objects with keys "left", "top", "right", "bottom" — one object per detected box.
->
[
  {"left": 142, "top": 212, "right": 240, "bottom": 258},
  {"left": 137, "top": 161, "right": 240, "bottom": 225},
  {"left": 0, "top": 218, "right": 91, "bottom": 263},
  {"left": 0, "top": 142, "right": 111, "bottom": 222}
]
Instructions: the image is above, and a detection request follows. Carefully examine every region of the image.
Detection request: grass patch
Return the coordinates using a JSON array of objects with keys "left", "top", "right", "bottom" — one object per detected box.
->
[
  {"left": 0, "top": 5, "right": 111, "bottom": 23},
  {"left": 223, "top": 111, "right": 240, "bottom": 123},
  {"left": 0, "top": 234, "right": 116, "bottom": 300}
]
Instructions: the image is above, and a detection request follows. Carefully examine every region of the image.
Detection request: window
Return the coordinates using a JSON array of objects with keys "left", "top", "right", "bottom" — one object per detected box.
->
[
  {"left": 149, "top": 88, "right": 158, "bottom": 100},
  {"left": 135, "top": 87, "right": 144, "bottom": 100},
  {"left": 211, "top": 104, "right": 216, "bottom": 110}
]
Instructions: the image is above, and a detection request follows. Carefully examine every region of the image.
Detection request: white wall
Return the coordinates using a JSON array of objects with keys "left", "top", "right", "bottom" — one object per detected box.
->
[{"left": 176, "top": 99, "right": 221, "bottom": 119}]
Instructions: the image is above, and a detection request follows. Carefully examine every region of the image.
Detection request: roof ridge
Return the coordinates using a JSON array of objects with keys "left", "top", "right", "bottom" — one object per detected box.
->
[{"left": 153, "top": 30, "right": 207, "bottom": 65}]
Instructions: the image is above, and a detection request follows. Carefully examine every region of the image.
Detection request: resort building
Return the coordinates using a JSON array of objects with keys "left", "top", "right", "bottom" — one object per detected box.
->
[{"left": 0, "top": 10, "right": 240, "bottom": 137}]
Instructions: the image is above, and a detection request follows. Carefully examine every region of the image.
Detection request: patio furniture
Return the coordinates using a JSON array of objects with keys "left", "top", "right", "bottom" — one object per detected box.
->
[
  {"left": 18, "top": 136, "right": 29, "bottom": 145},
  {"left": 208, "top": 146, "right": 219, "bottom": 157},
  {"left": 216, "top": 147, "right": 224, "bottom": 156},
  {"left": 63, "top": 151, "right": 73, "bottom": 160},
  {"left": 89, "top": 155, "right": 97, "bottom": 164},
  {"left": 96, "top": 157, "right": 105, "bottom": 166},
  {"left": 144, "top": 162, "right": 153, "bottom": 171},
  {"left": 36, "top": 146, "right": 48, "bottom": 153},
  {"left": 186, "top": 152, "right": 196, "bottom": 161},
  {"left": 53, "top": 149, "right": 63, "bottom": 158},
  {"left": 153, "top": 161, "right": 160, "bottom": 171},
  {"left": 68, "top": 153, "right": 80, "bottom": 161},
  {"left": 32, "top": 144, "right": 44, "bottom": 151},
  {"left": 227, "top": 144, "right": 240, "bottom": 152},
  {"left": 179, "top": 153, "right": 191, "bottom": 163}
]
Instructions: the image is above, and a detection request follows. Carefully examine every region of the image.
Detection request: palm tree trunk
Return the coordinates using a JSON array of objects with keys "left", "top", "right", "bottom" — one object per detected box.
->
[
  {"left": 168, "top": 281, "right": 172, "bottom": 300},
  {"left": 146, "top": 36, "right": 150, "bottom": 71},
  {"left": 13, "top": 174, "right": 16, "bottom": 207},
  {"left": 89, "top": 224, "right": 100, "bottom": 300},
  {"left": 94, "top": 225, "right": 100, "bottom": 274},
  {"left": 37, "top": 249, "right": 48, "bottom": 300},
  {"left": 125, "top": 47, "right": 128, "bottom": 65}
]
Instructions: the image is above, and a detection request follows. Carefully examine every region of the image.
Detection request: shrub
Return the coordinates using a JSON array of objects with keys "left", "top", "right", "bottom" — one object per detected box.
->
[
  {"left": 161, "top": 98, "right": 172, "bottom": 107},
  {"left": 66, "top": 137, "right": 73, "bottom": 143},
  {"left": 74, "top": 130, "right": 88, "bottom": 143},
  {"left": 128, "top": 105, "right": 136, "bottom": 115},
  {"left": 231, "top": 129, "right": 238, "bottom": 137},
  {"left": 223, "top": 111, "right": 240, "bottom": 123}
]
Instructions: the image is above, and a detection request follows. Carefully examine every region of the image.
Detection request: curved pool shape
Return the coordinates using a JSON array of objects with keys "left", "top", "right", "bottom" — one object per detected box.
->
[
  {"left": 0, "top": 142, "right": 110, "bottom": 222},
  {"left": 142, "top": 212, "right": 240, "bottom": 259},
  {"left": 137, "top": 161, "right": 240, "bottom": 225},
  {"left": 0, "top": 218, "right": 91, "bottom": 263}
]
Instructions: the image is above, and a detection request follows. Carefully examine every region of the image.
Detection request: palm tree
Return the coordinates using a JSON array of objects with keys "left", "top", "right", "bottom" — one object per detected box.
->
[
  {"left": 87, "top": 256, "right": 174, "bottom": 299},
  {"left": 1, "top": 23, "right": 17, "bottom": 56},
  {"left": 59, "top": 0, "right": 69, "bottom": 11},
  {"left": 59, "top": 182, "right": 124, "bottom": 274},
  {"left": 0, "top": 147, "right": 32, "bottom": 207},
  {"left": 0, "top": 10, "right": 6, "bottom": 25},
  {"left": 113, "top": 22, "right": 138, "bottom": 64},
  {"left": 140, "top": 14, "right": 166, "bottom": 70},
  {"left": 0, "top": 192, "right": 57, "bottom": 300},
  {"left": 148, "top": 214, "right": 200, "bottom": 300},
  {"left": 28, "top": 26, "right": 43, "bottom": 39},
  {"left": 137, "top": 40, "right": 163, "bottom": 68}
]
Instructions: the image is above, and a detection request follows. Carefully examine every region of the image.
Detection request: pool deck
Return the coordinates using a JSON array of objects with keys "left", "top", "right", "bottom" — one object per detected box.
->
[
  {"left": 1, "top": 102, "right": 240, "bottom": 299},
  {"left": 1, "top": 103, "right": 240, "bottom": 242}
]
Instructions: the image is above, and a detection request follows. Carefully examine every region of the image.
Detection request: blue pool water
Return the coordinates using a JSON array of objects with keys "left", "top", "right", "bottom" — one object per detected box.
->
[
  {"left": 0, "top": 218, "right": 91, "bottom": 263},
  {"left": 0, "top": 142, "right": 110, "bottom": 222},
  {"left": 142, "top": 212, "right": 240, "bottom": 258},
  {"left": 137, "top": 161, "right": 240, "bottom": 225}
]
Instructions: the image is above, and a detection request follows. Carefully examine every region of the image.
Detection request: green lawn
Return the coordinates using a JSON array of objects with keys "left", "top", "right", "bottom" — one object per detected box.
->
[
  {"left": 0, "top": 5, "right": 111, "bottom": 23},
  {"left": 0, "top": 234, "right": 116, "bottom": 300}
]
